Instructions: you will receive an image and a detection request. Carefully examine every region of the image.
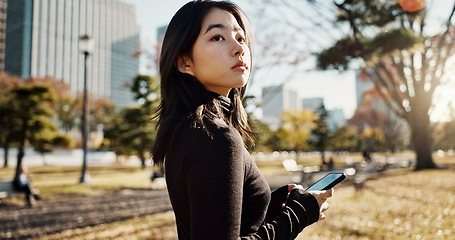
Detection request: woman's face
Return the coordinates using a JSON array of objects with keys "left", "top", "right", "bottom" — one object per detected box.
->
[{"left": 178, "top": 8, "right": 251, "bottom": 97}]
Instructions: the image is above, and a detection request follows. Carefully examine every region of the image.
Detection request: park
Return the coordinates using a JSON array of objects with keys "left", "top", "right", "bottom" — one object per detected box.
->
[
  {"left": 1, "top": 151, "right": 454, "bottom": 239},
  {"left": 1, "top": 0, "right": 455, "bottom": 239}
]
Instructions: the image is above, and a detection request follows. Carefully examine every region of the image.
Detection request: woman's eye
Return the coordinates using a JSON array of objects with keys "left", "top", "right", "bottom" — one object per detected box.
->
[
  {"left": 238, "top": 37, "right": 245, "bottom": 43},
  {"left": 212, "top": 36, "right": 224, "bottom": 41}
]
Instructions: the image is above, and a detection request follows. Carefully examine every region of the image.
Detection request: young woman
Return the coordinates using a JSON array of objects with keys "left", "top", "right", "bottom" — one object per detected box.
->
[{"left": 152, "top": 1, "right": 333, "bottom": 239}]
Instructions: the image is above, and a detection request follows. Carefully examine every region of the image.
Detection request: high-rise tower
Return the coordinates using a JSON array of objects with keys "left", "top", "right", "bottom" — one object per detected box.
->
[{"left": 4, "top": 0, "right": 140, "bottom": 109}]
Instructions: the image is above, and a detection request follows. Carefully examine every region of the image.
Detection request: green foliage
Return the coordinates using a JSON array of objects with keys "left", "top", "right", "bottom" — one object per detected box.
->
[
  {"left": 317, "top": 0, "right": 425, "bottom": 70},
  {"left": 317, "top": 36, "right": 368, "bottom": 70},
  {"left": 30, "top": 116, "right": 72, "bottom": 154},
  {"left": 104, "top": 75, "right": 160, "bottom": 168},
  {"left": 7, "top": 82, "right": 71, "bottom": 175},
  {"left": 248, "top": 118, "right": 273, "bottom": 152},
  {"left": 88, "top": 98, "right": 117, "bottom": 133},
  {"left": 370, "top": 28, "right": 419, "bottom": 55},
  {"left": 12, "top": 84, "right": 57, "bottom": 118},
  {"left": 57, "top": 96, "right": 79, "bottom": 132},
  {"left": 317, "top": 29, "right": 419, "bottom": 70},
  {"left": 434, "top": 121, "right": 455, "bottom": 150},
  {"left": 132, "top": 74, "right": 160, "bottom": 108},
  {"left": 358, "top": 127, "right": 388, "bottom": 152},
  {"left": 328, "top": 126, "right": 358, "bottom": 152},
  {"left": 278, "top": 109, "right": 315, "bottom": 151},
  {"left": 309, "top": 104, "right": 330, "bottom": 151},
  {"left": 308, "top": 104, "right": 331, "bottom": 163}
]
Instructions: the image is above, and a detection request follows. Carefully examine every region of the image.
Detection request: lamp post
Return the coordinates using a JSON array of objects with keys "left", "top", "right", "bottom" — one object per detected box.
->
[{"left": 79, "top": 34, "right": 95, "bottom": 184}]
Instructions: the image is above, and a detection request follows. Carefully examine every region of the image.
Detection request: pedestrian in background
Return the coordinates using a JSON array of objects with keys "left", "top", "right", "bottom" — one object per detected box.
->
[{"left": 12, "top": 166, "right": 40, "bottom": 207}]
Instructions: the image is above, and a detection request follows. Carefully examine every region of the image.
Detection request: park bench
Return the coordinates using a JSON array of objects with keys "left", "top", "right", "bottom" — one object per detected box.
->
[
  {"left": 0, "top": 179, "right": 40, "bottom": 205},
  {"left": 282, "top": 159, "right": 321, "bottom": 187}
]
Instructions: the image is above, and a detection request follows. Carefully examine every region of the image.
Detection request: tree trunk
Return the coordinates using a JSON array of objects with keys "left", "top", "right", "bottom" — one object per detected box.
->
[
  {"left": 2, "top": 143, "right": 9, "bottom": 168},
  {"left": 15, "top": 119, "right": 28, "bottom": 178},
  {"left": 408, "top": 109, "right": 437, "bottom": 170},
  {"left": 321, "top": 150, "right": 326, "bottom": 166},
  {"left": 140, "top": 150, "right": 146, "bottom": 169}
]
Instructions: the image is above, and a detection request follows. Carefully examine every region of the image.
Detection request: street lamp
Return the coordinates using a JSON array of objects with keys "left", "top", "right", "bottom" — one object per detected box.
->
[{"left": 79, "top": 34, "right": 95, "bottom": 184}]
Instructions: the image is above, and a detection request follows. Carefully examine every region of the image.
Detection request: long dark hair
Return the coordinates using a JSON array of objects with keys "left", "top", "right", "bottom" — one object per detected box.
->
[{"left": 151, "top": 0, "right": 254, "bottom": 166}]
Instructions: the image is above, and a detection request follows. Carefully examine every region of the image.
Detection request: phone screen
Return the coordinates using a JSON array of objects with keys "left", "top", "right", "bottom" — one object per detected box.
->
[{"left": 305, "top": 173, "right": 346, "bottom": 191}]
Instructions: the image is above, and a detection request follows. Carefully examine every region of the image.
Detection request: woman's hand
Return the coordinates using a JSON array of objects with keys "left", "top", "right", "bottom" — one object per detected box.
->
[
  {"left": 287, "top": 184, "right": 301, "bottom": 193},
  {"left": 287, "top": 184, "right": 334, "bottom": 220},
  {"left": 281, "top": 184, "right": 304, "bottom": 207},
  {"left": 308, "top": 189, "right": 333, "bottom": 220}
]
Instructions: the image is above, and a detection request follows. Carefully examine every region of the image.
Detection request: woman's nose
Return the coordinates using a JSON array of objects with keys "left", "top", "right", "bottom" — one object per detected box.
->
[{"left": 232, "top": 40, "right": 246, "bottom": 57}]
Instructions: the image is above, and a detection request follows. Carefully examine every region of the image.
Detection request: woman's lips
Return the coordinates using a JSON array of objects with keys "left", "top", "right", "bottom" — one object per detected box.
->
[{"left": 232, "top": 62, "right": 248, "bottom": 71}]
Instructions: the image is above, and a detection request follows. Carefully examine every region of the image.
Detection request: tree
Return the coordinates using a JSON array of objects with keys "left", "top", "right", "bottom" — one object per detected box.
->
[
  {"left": 104, "top": 75, "right": 159, "bottom": 168},
  {"left": 249, "top": 118, "right": 274, "bottom": 152},
  {"left": 0, "top": 72, "right": 21, "bottom": 168},
  {"left": 278, "top": 109, "right": 315, "bottom": 152},
  {"left": 434, "top": 121, "right": 455, "bottom": 151},
  {"left": 349, "top": 88, "right": 409, "bottom": 152},
  {"left": 29, "top": 116, "right": 72, "bottom": 164},
  {"left": 358, "top": 127, "right": 387, "bottom": 153},
  {"left": 11, "top": 83, "right": 58, "bottom": 178},
  {"left": 57, "top": 96, "right": 79, "bottom": 132},
  {"left": 316, "top": 1, "right": 455, "bottom": 170},
  {"left": 309, "top": 104, "right": 330, "bottom": 166},
  {"left": 28, "top": 77, "right": 81, "bottom": 134},
  {"left": 329, "top": 126, "right": 358, "bottom": 152},
  {"left": 120, "top": 107, "right": 156, "bottom": 169}
]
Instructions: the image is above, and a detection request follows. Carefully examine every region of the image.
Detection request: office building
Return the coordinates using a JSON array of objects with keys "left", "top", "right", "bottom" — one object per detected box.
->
[
  {"left": 0, "top": 0, "right": 6, "bottom": 71},
  {"left": 301, "top": 97, "right": 323, "bottom": 112},
  {"left": 327, "top": 108, "right": 346, "bottom": 131},
  {"left": 4, "top": 0, "right": 139, "bottom": 109},
  {"left": 302, "top": 97, "right": 346, "bottom": 131},
  {"left": 262, "top": 83, "right": 301, "bottom": 129}
]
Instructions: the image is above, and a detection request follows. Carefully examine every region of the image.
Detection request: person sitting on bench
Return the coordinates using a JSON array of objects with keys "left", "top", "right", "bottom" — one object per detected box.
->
[{"left": 12, "top": 166, "right": 40, "bottom": 206}]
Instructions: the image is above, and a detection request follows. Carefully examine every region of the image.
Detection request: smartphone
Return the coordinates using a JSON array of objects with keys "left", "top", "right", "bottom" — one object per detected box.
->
[{"left": 305, "top": 172, "right": 346, "bottom": 191}]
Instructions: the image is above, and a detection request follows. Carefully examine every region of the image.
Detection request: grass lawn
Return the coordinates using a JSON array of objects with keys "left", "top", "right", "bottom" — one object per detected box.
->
[
  {"left": 297, "top": 169, "right": 455, "bottom": 240},
  {"left": 1, "top": 153, "right": 454, "bottom": 239},
  {"left": 0, "top": 165, "right": 155, "bottom": 197}
]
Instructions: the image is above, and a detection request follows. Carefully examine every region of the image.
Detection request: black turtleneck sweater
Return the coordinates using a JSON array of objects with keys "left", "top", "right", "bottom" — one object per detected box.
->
[{"left": 165, "top": 93, "right": 320, "bottom": 240}]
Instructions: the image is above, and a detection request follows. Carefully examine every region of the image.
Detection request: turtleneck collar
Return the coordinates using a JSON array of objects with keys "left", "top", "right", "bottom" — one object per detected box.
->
[{"left": 208, "top": 91, "right": 233, "bottom": 118}]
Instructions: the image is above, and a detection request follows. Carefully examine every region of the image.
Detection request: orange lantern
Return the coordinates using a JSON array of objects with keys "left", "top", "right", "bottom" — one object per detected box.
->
[{"left": 398, "top": 0, "right": 426, "bottom": 12}]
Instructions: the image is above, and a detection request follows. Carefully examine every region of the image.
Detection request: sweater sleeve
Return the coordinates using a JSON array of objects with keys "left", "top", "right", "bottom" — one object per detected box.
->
[
  {"left": 242, "top": 191, "right": 319, "bottom": 240},
  {"left": 186, "top": 127, "right": 320, "bottom": 240},
  {"left": 264, "top": 185, "right": 289, "bottom": 223},
  {"left": 186, "top": 128, "right": 245, "bottom": 240}
]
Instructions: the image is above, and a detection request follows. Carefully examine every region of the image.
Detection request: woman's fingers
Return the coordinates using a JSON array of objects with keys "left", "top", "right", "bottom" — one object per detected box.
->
[
  {"left": 319, "top": 212, "right": 326, "bottom": 220},
  {"left": 320, "top": 201, "right": 329, "bottom": 212},
  {"left": 287, "top": 184, "right": 304, "bottom": 192}
]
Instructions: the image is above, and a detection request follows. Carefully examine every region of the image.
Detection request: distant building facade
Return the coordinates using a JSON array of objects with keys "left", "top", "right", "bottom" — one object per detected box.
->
[
  {"left": 327, "top": 108, "right": 346, "bottom": 131},
  {"left": 262, "top": 85, "right": 346, "bottom": 132},
  {"left": 302, "top": 97, "right": 346, "bottom": 131},
  {"left": 4, "top": 0, "right": 139, "bottom": 109},
  {"left": 0, "top": 0, "right": 6, "bottom": 71},
  {"left": 302, "top": 97, "right": 323, "bottom": 112},
  {"left": 262, "top": 83, "right": 301, "bottom": 129}
]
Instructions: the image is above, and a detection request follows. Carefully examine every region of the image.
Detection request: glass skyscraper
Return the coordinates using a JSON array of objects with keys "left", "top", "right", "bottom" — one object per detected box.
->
[
  {"left": 5, "top": 0, "right": 139, "bottom": 109},
  {"left": 0, "top": 0, "right": 7, "bottom": 71}
]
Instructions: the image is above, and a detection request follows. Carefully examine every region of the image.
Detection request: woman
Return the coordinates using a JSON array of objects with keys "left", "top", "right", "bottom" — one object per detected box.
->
[{"left": 152, "top": 1, "right": 333, "bottom": 239}]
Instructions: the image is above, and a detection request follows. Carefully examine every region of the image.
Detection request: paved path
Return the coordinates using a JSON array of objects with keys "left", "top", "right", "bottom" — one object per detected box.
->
[
  {"left": 0, "top": 189, "right": 171, "bottom": 240},
  {"left": 0, "top": 176, "right": 293, "bottom": 240}
]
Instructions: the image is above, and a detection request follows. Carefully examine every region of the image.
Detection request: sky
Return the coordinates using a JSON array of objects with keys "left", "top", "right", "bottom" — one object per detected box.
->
[{"left": 119, "top": 0, "right": 455, "bottom": 121}]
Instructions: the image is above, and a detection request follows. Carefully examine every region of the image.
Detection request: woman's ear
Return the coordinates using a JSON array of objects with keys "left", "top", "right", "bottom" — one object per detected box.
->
[{"left": 176, "top": 55, "right": 195, "bottom": 76}]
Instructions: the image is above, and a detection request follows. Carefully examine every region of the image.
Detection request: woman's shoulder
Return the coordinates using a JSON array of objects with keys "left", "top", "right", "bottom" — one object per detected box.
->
[
  {"left": 205, "top": 117, "right": 243, "bottom": 143},
  {"left": 176, "top": 116, "right": 243, "bottom": 147}
]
